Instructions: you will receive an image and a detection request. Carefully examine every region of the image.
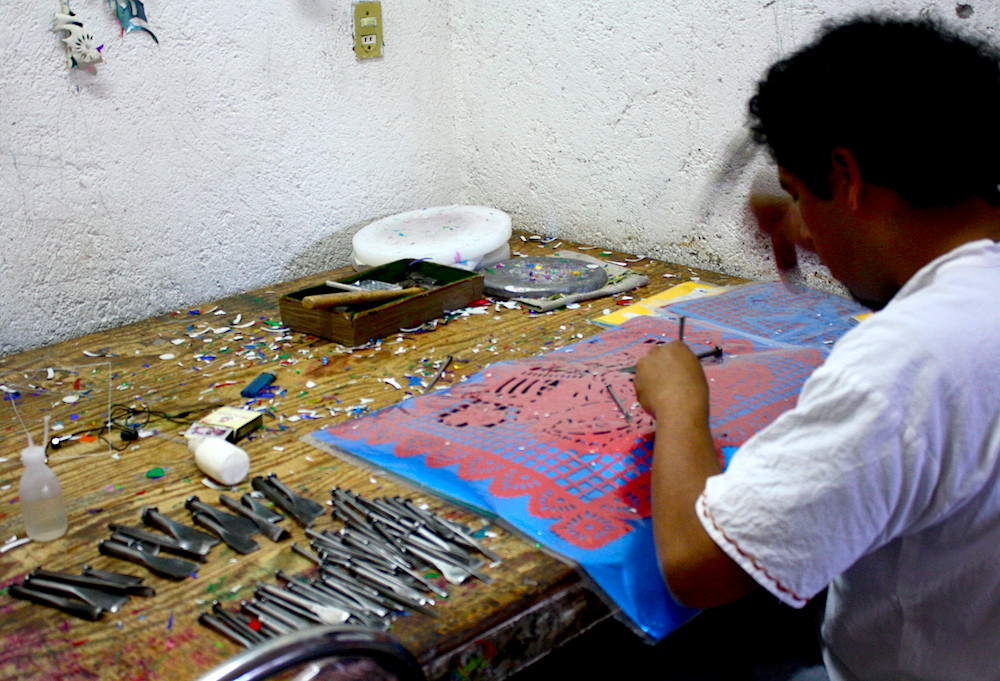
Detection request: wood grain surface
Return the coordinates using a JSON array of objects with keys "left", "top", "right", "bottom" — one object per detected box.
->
[{"left": 0, "top": 236, "right": 744, "bottom": 681}]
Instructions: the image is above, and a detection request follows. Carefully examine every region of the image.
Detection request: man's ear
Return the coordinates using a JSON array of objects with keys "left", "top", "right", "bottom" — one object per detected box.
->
[{"left": 830, "top": 147, "right": 863, "bottom": 211}]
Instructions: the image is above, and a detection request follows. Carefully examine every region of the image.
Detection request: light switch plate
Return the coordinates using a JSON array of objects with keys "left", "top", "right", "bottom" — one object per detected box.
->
[{"left": 354, "top": 2, "right": 383, "bottom": 59}]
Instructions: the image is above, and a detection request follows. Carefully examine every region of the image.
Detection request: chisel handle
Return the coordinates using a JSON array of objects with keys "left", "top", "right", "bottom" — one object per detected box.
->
[
  {"left": 98, "top": 539, "right": 197, "bottom": 580},
  {"left": 301, "top": 287, "right": 422, "bottom": 310},
  {"left": 10, "top": 584, "right": 103, "bottom": 621}
]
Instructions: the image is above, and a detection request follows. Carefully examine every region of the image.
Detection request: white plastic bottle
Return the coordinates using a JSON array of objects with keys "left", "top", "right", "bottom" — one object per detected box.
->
[
  {"left": 187, "top": 435, "right": 250, "bottom": 485},
  {"left": 19, "top": 417, "right": 68, "bottom": 542}
]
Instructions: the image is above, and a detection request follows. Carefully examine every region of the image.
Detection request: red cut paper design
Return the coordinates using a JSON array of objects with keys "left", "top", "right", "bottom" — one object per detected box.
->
[{"left": 322, "top": 318, "right": 824, "bottom": 550}]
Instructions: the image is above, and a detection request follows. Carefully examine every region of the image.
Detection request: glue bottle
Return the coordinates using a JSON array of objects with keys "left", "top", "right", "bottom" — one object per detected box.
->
[
  {"left": 187, "top": 435, "right": 250, "bottom": 486},
  {"left": 19, "top": 417, "right": 68, "bottom": 542}
]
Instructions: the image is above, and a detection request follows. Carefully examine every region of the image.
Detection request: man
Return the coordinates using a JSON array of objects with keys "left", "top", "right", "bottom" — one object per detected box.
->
[{"left": 635, "top": 17, "right": 1000, "bottom": 681}]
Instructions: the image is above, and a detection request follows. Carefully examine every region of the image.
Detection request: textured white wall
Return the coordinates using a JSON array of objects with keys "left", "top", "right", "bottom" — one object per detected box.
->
[
  {"left": 3, "top": 2, "right": 998, "bottom": 356},
  {"left": 451, "top": 0, "right": 1000, "bottom": 288},
  {"left": 0, "top": 1, "right": 460, "bottom": 356}
]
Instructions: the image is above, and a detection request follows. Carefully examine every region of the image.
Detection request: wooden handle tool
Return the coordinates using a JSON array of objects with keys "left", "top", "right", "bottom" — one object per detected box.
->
[{"left": 301, "top": 286, "right": 423, "bottom": 310}]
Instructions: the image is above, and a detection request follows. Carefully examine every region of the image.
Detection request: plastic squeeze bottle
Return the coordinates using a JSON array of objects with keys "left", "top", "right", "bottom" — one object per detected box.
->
[{"left": 19, "top": 417, "right": 68, "bottom": 542}]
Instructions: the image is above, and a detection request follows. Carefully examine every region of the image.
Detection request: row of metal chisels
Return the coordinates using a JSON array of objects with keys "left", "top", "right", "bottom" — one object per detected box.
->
[{"left": 10, "top": 472, "right": 501, "bottom": 647}]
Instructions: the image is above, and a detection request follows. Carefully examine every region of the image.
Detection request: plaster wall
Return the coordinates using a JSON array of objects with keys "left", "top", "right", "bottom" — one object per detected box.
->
[
  {"left": 0, "top": 1, "right": 460, "bottom": 356},
  {"left": 451, "top": 0, "right": 999, "bottom": 288},
  {"left": 2, "top": 1, "right": 998, "bottom": 356}
]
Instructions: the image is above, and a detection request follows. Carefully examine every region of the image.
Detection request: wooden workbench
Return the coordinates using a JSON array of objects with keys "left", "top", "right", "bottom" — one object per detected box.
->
[{"left": 0, "top": 236, "right": 743, "bottom": 681}]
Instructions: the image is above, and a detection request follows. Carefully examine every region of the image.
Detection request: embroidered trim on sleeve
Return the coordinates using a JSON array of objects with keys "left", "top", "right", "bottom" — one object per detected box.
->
[{"left": 697, "top": 493, "right": 809, "bottom": 607}]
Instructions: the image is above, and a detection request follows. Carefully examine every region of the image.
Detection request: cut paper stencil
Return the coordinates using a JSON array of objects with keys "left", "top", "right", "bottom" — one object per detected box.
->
[
  {"left": 663, "top": 281, "right": 867, "bottom": 347},
  {"left": 307, "top": 309, "right": 831, "bottom": 640}
]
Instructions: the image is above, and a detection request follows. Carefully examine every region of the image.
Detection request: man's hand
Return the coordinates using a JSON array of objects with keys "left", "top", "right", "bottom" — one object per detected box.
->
[
  {"left": 634, "top": 342, "right": 710, "bottom": 426},
  {"left": 749, "top": 192, "right": 810, "bottom": 271},
  {"left": 634, "top": 342, "right": 758, "bottom": 608}
]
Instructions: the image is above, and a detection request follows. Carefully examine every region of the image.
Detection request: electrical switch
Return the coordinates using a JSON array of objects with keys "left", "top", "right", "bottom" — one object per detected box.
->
[{"left": 354, "top": 2, "right": 383, "bottom": 59}]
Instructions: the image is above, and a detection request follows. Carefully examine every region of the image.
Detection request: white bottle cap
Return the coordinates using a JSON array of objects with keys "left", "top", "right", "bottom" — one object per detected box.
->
[
  {"left": 21, "top": 444, "right": 46, "bottom": 465},
  {"left": 21, "top": 415, "right": 50, "bottom": 465},
  {"left": 187, "top": 436, "right": 250, "bottom": 485}
]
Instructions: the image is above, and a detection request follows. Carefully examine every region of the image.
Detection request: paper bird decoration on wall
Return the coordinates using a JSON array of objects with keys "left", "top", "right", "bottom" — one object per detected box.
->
[
  {"left": 108, "top": 0, "right": 159, "bottom": 44},
  {"left": 53, "top": 1, "right": 104, "bottom": 70}
]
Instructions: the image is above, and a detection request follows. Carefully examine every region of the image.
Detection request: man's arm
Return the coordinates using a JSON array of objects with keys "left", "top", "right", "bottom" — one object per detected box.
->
[{"left": 634, "top": 342, "right": 759, "bottom": 608}]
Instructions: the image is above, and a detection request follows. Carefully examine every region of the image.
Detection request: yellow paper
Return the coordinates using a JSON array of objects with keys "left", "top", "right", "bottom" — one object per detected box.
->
[{"left": 592, "top": 281, "right": 725, "bottom": 326}]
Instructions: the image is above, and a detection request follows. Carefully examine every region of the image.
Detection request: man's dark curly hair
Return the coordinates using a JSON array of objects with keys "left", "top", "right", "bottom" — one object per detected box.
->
[{"left": 749, "top": 17, "right": 1000, "bottom": 208}]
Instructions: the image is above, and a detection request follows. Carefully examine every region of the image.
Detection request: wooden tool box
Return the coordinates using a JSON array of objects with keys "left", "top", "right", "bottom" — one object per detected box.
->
[{"left": 279, "top": 259, "right": 484, "bottom": 346}]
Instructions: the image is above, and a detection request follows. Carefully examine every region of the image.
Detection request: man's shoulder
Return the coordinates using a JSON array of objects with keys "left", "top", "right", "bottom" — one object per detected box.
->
[{"left": 831, "top": 246, "right": 1000, "bottom": 379}]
